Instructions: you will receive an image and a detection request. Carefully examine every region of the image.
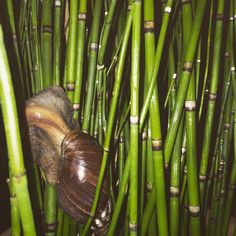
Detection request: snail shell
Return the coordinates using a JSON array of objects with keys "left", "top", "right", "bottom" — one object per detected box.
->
[
  {"left": 58, "top": 130, "right": 111, "bottom": 232},
  {"left": 25, "top": 86, "right": 111, "bottom": 233}
]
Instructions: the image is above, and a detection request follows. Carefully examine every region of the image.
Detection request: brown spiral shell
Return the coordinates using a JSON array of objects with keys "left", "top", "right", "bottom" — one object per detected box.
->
[
  {"left": 26, "top": 86, "right": 111, "bottom": 233},
  {"left": 57, "top": 130, "right": 111, "bottom": 233}
]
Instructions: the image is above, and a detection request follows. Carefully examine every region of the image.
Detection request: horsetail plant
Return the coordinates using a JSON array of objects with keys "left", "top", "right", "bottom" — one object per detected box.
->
[{"left": 1, "top": 0, "right": 236, "bottom": 235}]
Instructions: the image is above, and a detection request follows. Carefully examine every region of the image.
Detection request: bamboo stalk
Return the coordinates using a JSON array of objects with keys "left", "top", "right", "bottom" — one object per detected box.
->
[
  {"left": 199, "top": 0, "right": 225, "bottom": 205},
  {"left": 0, "top": 24, "right": 36, "bottom": 236}
]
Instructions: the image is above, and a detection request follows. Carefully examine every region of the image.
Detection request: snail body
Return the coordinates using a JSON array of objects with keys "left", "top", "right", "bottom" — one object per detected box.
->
[{"left": 26, "top": 86, "right": 111, "bottom": 233}]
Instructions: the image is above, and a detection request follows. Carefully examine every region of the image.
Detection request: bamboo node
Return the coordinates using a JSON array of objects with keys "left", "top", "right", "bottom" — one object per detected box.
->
[
  {"left": 142, "top": 131, "right": 147, "bottom": 140},
  {"left": 234, "top": 15, "right": 236, "bottom": 19},
  {"left": 188, "top": 205, "right": 200, "bottom": 217},
  {"left": 78, "top": 13, "right": 86, "bottom": 21},
  {"left": 216, "top": 14, "right": 224, "bottom": 21},
  {"left": 151, "top": 139, "right": 162, "bottom": 151},
  {"left": 42, "top": 25, "right": 52, "bottom": 33},
  {"left": 220, "top": 189, "right": 225, "bottom": 196},
  {"left": 104, "top": 11, "right": 108, "bottom": 16},
  {"left": 181, "top": 147, "right": 186, "bottom": 154},
  {"left": 127, "top": 4, "right": 132, "bottom": 11},
  {"left": 12, "top": 34, "right": 17, "bottom": 42},
  {"left": 209, "top": 93, "right": 217, "bottom": 101},
  {"left": 66, "top": 83, "right": 75, "bottom": 91},
  {"left": 181, "top": 0, "right": 191, "bottom": 4},
  {"left": 97, "top": 64, "right": 105, "bottom": 71},
  {"left": 230, "top": 17, "right": 234, "bottom": 21},
  {"left": 199, "top": 175, "right": 206, "bottom": 182},
  {"left": 90, "top": 42, "right": 98, "bottom": 52},
  {"left": 197, "top": 59, "right": 201, "bottom": 63},
  {"left": 130, "top": 116, "right": 139, "bottom": 125},
  {"left": 13, "top": 170, "right": 26, "bottom": 179},
  {"left": 45, "top": 222, "right": 57, "bottom": 233},
  {"left": 129, "top": 222, "right": 138, "bottom": 232},
  {"left": 55, "top": 0, "right": 61, "bottom": 7},
  {"left": 231, "top": 66, "right": 235, "bottom": 72},
  {"left": 119, "top": 136, "right": 124, "bottom": 143},
  {"left": 172, "top": 73, "right": 177, "bottom": 79},
  {"left": 164, "top": 6, "right": 172, "bottom": 14},
  {"left": 170, "top": 186, "right": 179, "bottom": 197},
  {"left": 103, "top": 147, "right": 109, "bottom": 153},
  {"left": 73, "top": 103, "right": 80, "bottom": 111},
  {"left": 184, "top": 166, "right": 187, "bottom": 174},
  {"left": 223, "top": 122, "right": 230, "bottom": 130},
  {"left": 144, "top": 21, "right": 155, "bottom": 33},
  {"left": 225, "top": 52, "right": 230, "bottom": 57},
  {"left": 185, "top": 100, "right": 196, "bottom": 111},
  {"left": 183, "top": 61, "right": 193, "bottom": 72},
  {"left": 146, "top": 183, "right": 153, "bottom": 192}
]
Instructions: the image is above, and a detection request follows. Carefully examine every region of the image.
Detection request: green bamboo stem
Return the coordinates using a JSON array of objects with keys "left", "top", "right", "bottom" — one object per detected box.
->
[
  {"left": 53, "top": 0, "right": 62, "bottom": 86},
  {"left": 198, "top": 0, "right": 213, "bottom": 119},
  {"left": 140, "top": 127, "right": 147, "bottom": 220},
  {"left": 215, "top": 89, "right": 233, "bottom": 236},
  {"left": 170, "top": 117, "right": 183, "bottom": 236},
  {"left": 44, "top": 184, "right": 57, "bottom": 236},
  {"left": 31, "top": 0, "right": 43, "bottom": 92},
  {"left": 97, "top": 0, "right": 118, "bottom": 65},
  {"left": 6, "top": 0, "right": 26, "bottom": 97},
  {"left": 66, "top": 0, "right": 79, "bottom": 102},
  {"left": 107, "top": 153, "right": 130, "bottom": 235},
  {"left": 181, "top": 190, "right": 189, "bottom": 236},
  {"left": 56, "top": 208, "right": 63, "bottom": 236},
  {"left": 143, "top": 0, "right": 168, "bottom": 234},
  {"left": 163, "top": 0, "right": 207, "bottom": 166},
  {"left": 7, "top": 178, "right": 21, "bottom": 236},
  {"left": 73, "top": 0, "right": 87, "bottom": 120},
  {"left": 199, "top": 0, "right": 225, "bottom": 205},
  {"left": 62, "top": 214, "right": 70, "bottom": 235},
  {"left": 82, "top": 10, "right": 133, "bottom": 235},
  {"left": 129, "top": 1, "right": 141, "bottom": 234},
  {"left": 141, "top": 188, "right": 155, "bottom": 236},
  {"left": 182, "top": 0, "right": 201, "bottom": 234},
  {"left": 81, "top": 0, "right": 103, "bottom": 132},
  {"left": 41, "top": 0, "right": 53, "bottom": 88},
  {"left": 207, "top": 141, "right": 223, "bottom": 235},
  {"left": 0, "top": 24, "right": 36, "bottom": 235},
  {"left": 139, "top": 0, "right": 174, "bottom": 131}
]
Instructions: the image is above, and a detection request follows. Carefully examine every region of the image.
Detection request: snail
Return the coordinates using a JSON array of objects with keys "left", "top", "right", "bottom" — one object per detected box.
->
[{"left": 25, "top": 86, "right": 111, "bottom": 233}]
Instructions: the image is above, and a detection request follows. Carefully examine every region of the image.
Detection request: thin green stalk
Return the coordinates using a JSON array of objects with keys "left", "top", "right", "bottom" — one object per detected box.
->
[
  {"left": 198, "top": 0, "right": 213, "bottom": 119},
  {"left": 53, "top": 0, "right": 62, "bottom": 86},
  {"left": 41, "top": 0, "right": 53, "bottom": 88},
  {"left": 82, "top": 0, "right": 103, "bottom": 132},
  {"left": 215, "top": 89, "right": 233, "bottom": 236},
  {"left": 140, "top": 0, "right": 174, "bottom": 131},
  {"left": 6, "top": 0, "right": 26, "bottom": 97},
  {"left": 62, "top": 214, "right": 70, "bottom": 235},
  {"left": 144, "top": 0, "right": 168, "bottom": 234},
  {"left": 82, "top": 10, "right": 133, "bottom": 235},
  {"left": 163, "top": 0, "right": 207, "bottom": 166},
  {"left": 0, "top": 24, "right": 36, "bottom": 235},
  {"left": 7, "top": 178, "right": 21, "bottom": 236},
  {"left": 199, "top": 0, "right": 225, "bottom": 205},
  {"left": 182, "top": 0, "right": 201, "bottom": 234},
  {"left": 73, "top": 0, "right": 87, "bottom": 120},
  {"left": 56, "top": 208, "right": 63, "bottom": 236},
  {"left": 170, "top": 117, "right": 183, "bottom": 236},
  {"left": 66, "top": 0, "right": 79, "bottom": 101},
  {"left": 129, "top": 1, "right": 141, "bottom": 234},
  {"left": 44, "top": 184, "right": 57, "bottom": 236}
]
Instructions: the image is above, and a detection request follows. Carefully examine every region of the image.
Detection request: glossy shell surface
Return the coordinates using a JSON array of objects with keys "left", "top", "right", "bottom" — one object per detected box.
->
[{"left": 57, "top": 130, "right": 111, "bottom": 233}]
